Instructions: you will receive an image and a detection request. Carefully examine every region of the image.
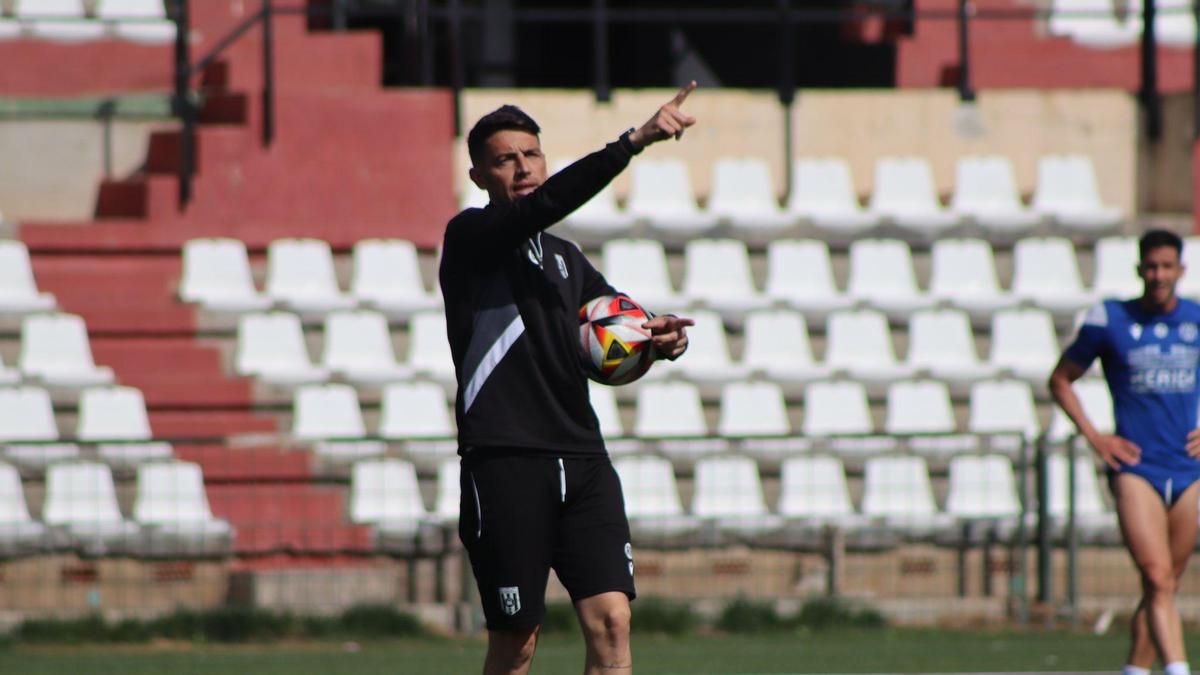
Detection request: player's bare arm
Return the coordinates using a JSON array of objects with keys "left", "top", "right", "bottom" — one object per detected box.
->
[
  {"left": 1049, "top": 356, "right": 1141, "bottom": 470},
  {"left": 626, "top": 81, "right": 698, "bottom": 150}
]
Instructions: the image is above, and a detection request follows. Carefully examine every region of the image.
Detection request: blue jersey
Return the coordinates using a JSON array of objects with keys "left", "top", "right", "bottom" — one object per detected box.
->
[{"left": 1064, "top": 298, "right": 1200, "bottom": 478}]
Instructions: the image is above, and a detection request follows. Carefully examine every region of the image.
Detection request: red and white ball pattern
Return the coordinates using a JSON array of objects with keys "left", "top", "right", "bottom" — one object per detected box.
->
[{"left": 579, "top": 294, "right": 655, "bottom": 385}]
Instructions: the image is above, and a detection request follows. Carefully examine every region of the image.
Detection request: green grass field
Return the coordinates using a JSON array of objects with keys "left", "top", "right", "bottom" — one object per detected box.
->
[{"left": 0, "top": 627, "right": 1166, "bottom": 674}]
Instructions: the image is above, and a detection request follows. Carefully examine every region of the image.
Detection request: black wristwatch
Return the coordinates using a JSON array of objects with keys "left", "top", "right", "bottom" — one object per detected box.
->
[{"left": 618, "top": 127, "right": 643, "bottom": 156}]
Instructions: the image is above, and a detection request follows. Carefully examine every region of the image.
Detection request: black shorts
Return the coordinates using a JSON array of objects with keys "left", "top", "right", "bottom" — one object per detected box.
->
[{"left": 458, "top": 448, "right": 637, "bottom": 632}]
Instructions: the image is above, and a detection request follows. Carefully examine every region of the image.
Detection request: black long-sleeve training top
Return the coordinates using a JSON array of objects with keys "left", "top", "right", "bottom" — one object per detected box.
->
[{"left": 439, "top": 138, "right": 637, "bottom": 456}]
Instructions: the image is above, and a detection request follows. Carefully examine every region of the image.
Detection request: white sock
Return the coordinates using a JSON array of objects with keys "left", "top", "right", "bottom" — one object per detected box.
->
[
  {"left": 1120, "top": 666, "right": 1150, "bottom": 675},
  {"left": 1165, "top": 662, "right": 1191, "bottom": 675}
]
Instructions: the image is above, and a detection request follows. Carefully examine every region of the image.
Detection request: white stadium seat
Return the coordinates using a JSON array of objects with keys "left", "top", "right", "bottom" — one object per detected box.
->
[
  {"left": 950, "top": 156, "right": 1039, "bottom": 240},
  {"left": 350, "top": 458, "right": 439, "bottom": 554},
  {"left": 134, "top": 461, "right": 234, "bottom": 557},
  {"left": 627, "top": 159, "right": 718, "bottom": 244},
  {"left": 588, "top": 381, "right": 641, "bottom": 455},
  {"left": 19, "top": 313, "right": 115, "bottom": 388},
  {"left": 235, "top": 311, "right": 329, "bottom": 385},
  {"left": 379, "top": 381, "right": 456, "bottom": 466},
  {"left": 885, "top": 379, "right": 977, "bottom": 456},
  {"left": 668, "top": 310, "right": 750, "bottom": 397},
  {"left": 825, "top": 309, "right": 916, "bottom": 392},
  {"left": 42, "top": 461, "right": 141, "bottom": 556},
  {"left": 1180, "top": 236, "right": 1200, "bottom": 300},
  {"left": 0, "top": 353, "right": 19, "bottom": 386},
  {"left": 846, "top": 239, "right": 933, "bottom": 320},
  {"left": 1048, "top": 453, "right": 1118, "bottom": 541},
  {"left": 906, "top": 309, "right": 997, "bottom": 393},
  {"left": 0, "top": 240, "right": 56, "bottom": 314},
  {"left": 968, "top": 379, "right": 1041, "bottom": 452},
  {"left": 691, "top": 455, "right": 783, "bottom": 542},
  {"left": 787, "top": 158, "right": 880, "bottom": 244},
  {"left": 708, "top": 158, "right": 795, "bottom": 243},
  {"left": 763, "top": 239, "right": 853, "bottom": 322},
  {"left": 433, "top": 459, "right": 460, "bottom": 525},
  {"left": 633, "top": 381, "right": 725, "bottom": 464},
  {"left": 867, "top": 157, "right": 960, "bottom": 240},
  {"left": 18, "top": 0, "right": 106, "bottom": 42},
  {"left": 1048, "top": 0, "right": 1140, "bottom": 48},
  {"left": 0, "top": 386, "right": 80, "bottom": 471},
  {"left": 1011, "top": 237, "right": 1095, "bottom": 316},
  {"left": 861, "top": 455, "right": 952, "bottom": 538},
  {"left": 265, "top": 238, "right": 355, "bottom": 315},
  {"left": 613, "top": 454, "right": 701, "bottom": 544},
  {"left": 718, "top": 381, "right": 809, "bottom": 464},
  {"left": 0, "top": 16, "right": 21, "bottom": 40},
  {"left": 741, "top": 309, "right": 831, "bottom": 396},
  {"left": 1032, "top": 155, "right": 1122, "bottom": 233},
  {"left": 1048, "top": 378, "right": 1114, "bottom": 443},
  {"left": 777, "top": 455, "right": 859, "bottom": 524},
  {"left": 557, "top": 159, "right": 637, "bottom": 245},
  {"left": 97, "top": 0, "right": 177, "bottom": 44},
  {"left": 1092, "top": 236, "right": 1141, "bottom": 299},
  {"left": 350, "top": 239, "right": 440, "bottom": 320},
  {"left": 406, "top": 310, "right": 458, "bottom": 393},
  {"left": 600, "top": 239, "right": 682, "bottom": 313},
  {"left": 802, "top": 380, "right": 896, "bottom": 455},
  {"left": 77, "top": 386, "right": 173, "bottom": 470},
  {"left": 989, "top": 307, "right": 1060, "bottom": 385},
  {"left": 292, "top": 383, "right": 371, "bottom": 440},
  {"left": 944, "top": 454, "right": 1022, "bottom": 537},
  {"left": 680, "top": 239, "right": 769, "bottom": 326},
  {"left": 459, "top": 184, "right": 489, "bottom": 210},
  {"left": 179, "top": 238, "right": 271, "bottom": 313},
  {"left": 322, "top": 310, "right": 411, "bottom": 384},
  {"left": 928, "top": 238, "right": 1015, "bottom": 322},
  {"left": 1154, "top": 0, "right": 1198, "bottom": 47},
  {"left": 0, "top": 462, "right": 51, "bottom": 556}
]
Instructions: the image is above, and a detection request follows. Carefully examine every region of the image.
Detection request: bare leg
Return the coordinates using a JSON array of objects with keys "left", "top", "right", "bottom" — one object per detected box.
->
[
  {"left": 1116, "top": 475, "right": 1200, "bottom": 668},
  {"left": 575, "top": 591, "right": 632, "bottom": 675},
  {"left": 484, "top": 626, "right": 540, "bottom": 675}
]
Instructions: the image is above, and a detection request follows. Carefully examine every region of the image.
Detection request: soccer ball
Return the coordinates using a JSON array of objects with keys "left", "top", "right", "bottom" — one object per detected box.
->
[{"left": 579, "top": 294, "right": 655, "bottom": 385}]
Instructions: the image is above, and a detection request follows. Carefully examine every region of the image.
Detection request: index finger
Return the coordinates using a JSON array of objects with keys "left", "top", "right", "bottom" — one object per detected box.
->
[{"left": 671, "top": 80, "right": 697, "bottom": 107}]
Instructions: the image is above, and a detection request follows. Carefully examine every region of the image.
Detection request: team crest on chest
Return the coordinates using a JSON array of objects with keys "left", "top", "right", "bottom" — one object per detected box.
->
[
  {"left": 1181, "top": 323, "right": 1197, "bottom": 342},
  {"left": 1155, "top": 323, "right": 1169, "bottom": 339}
]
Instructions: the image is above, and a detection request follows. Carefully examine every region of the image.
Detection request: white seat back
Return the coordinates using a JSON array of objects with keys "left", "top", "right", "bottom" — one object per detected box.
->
[
  {"left": 787, "top": 158, "right": 863, "bottom": 215},
  {"left": 990, "top": 307, "right": 1059, "bottom": 372},
  {"left": 1092, "top": 236, "right": 1140, "bottom": 298},
  {"left": 778, "top": 456, "right": 855, "bottom": 518},
  {"left": 708, "top": 158, "right": 782, "bottom": 217},
  {"left": 351, "top": 239, "right": 429, "bottom": 302},
  {"left": 0, "top": 386, "right": 58, "bottom": 441},
  {"left": 742, "top": 309, "right": 820, "bottom": 372},
  {"left": 379, "top": 381, "right": 454, "bottom": 439},
  {"left": 265, "top": 238, "right": 343, "bottom": 302},
  {"left": 802, "top": 380, "right": 873, "bottom": 436},
  {"left": 588, "top": 381, "right": 624, "bottom": 438},
  {"left": 20, "top": 313, "right": 102, "bottom": 378},
  {"left": 945, "top": 454, "right": 1021, "bottom": 518},
  {"left": 434, "top": 460, "right": 460, "bottom": 522},
  {"left": 885, "top": 380, "right": 956, "bottom": 435},
  {"left": 677, "top": 309, "right": 737, "bottom": 371},
  {"left": 323, "top": 310, "right": 401, "bottom": 372},
  {"left": 692, "top": 456, "right": 769, "bottom": 518},
  {"left": 627, "top": 159, "right": 703, "bottom": 219},
  {"left": 601, "top": 239, "right": 675, "bottom": 301},
  {"left": 293, "top": 384, "right": 366, "bottom": 440},
  {"left": 0, "top": 462, "right": 34, "bottom": 524},
  {"left": 179, "top": 238, "right": 260, "bottom": 304},
  {"left": 134, "top": 461, "right": 215, "bottom": 524},
  {"left": 77, "top": 386, "right": 153, "bottom": 441},
  {"left": 968, "top": 379, "right": 1040, "bottom": 437},
  {"left": 682, "top": 239, "right": 758, "bottom": 300},
  {"left": 861, "top": 455, "right": 938, "bottom": 517},
  {"left": 929, "top": 238, "right": 1003, "bottom": 298},
  {"left": 907, "top": 308, "right": 982, "bottom": 370},
  {"left": 633, "top": 381, "right": 707, "bottom": 438},
  {"left": 407, "top": 310, "right": 455, "bottom": 376},
  {"left": 16, "top": 0, "right": 86, "bottom": 18},
  {"left": 1048, "top": 379, "right": 1114, "bottom": 441},
  {"left": 1032, "top": 155, "right": 1111, "bottom": 214},
  {"left": 718, "top": 381, "right": 790, "bottom": 437},
  {"left": 43, "top": 461, "right": 125, "bottom": 525},
  {"left": 847, "top": 239, "right": 921, "bottom": 300},
  {"left": 825, "top": 309, "right": 899, "bottom": 370},
  {"left": 869, "top": 157, "right": 944, "bottom": 216},
  {"left": 951, "top": 156, "right": 1026, "bottom": 214},
  {"left": 97, "top": 0, "right": 170, "bottom": 19},
  {"left": 1048, "top": 454, "right": 1107, "bottom": 517},
  {"left": 235, "top": 311, "right": 316, "bottom": 375},
  {"left": 350, "top": 458, "right": 428, "bottom": 523},
  {"left": 0, "top": 240, "right": 49, "bottom": 304},
  {"left": 765, "top": 239, "right": 840, "bottom": 299},
  {"left": 1012, "top": 236, "right": 1087, "bottom": 297},
  {"left": 614, "top": 455, "right": 686, "bottom": 518}
]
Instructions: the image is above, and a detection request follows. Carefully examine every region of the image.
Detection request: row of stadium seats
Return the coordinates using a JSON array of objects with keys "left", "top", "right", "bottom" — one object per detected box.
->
[
  {"left": 233, "top": 305, "right": 1081, "bottom": 396},
  {"left": 0, "top": 450, "right": 1115, "bottom": 560},
  {"left": 460, "top": 155, "right": 1122, "bottom": 245},
  {"left": 0, "top": 459, "right": 231, "bottom": 558},
  {"left": 0, "top": 0, "right": 175, "bottom": 44},
  {"left": 0, "top": 313, "right": 112, "bottom": 389},
  {"left": 1050, "top": 0, "right": 1196, "bottom": 49},
  {"left": 173, "top": 235, "right": 1168, "bottom": 327}
]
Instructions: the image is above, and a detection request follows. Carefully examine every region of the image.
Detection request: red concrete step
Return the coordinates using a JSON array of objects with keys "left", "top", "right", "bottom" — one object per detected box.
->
[
  {"left": 175, "top": 445, "right": 312, "bottom": 482},
  {"left": 207, "top": 483, "right": 372, "bottom": 555},
  {"left": 0, "top": 39, "right": 171, "bottom": 96},
  {"left": 132, "top": 379, "right": 255, "bottom": 409},
  {"left": 149, "top": 410, "right": 279, "bottom": 439},
  {"left": 94, "top": 174, "right": 182, "bottom": 222},
  {"left": 91, "top": 337, "right": 222, "bottom": 375},
  {"left": 30, "top": 256, "right": 194, "bottom": 334}
]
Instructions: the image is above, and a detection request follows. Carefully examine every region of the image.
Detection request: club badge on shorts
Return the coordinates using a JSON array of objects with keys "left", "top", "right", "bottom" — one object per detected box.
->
[{"left": 499, "top": 586, "right": 522, "bottom": 616}]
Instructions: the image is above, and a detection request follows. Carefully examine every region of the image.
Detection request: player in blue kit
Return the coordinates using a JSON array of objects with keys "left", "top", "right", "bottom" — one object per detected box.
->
[{"left": 1050, "top": 229, "right": 1200, "bottom": 675}]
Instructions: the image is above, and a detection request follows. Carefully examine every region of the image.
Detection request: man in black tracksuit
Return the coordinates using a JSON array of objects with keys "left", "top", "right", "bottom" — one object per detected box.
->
[{"left": 441, "top": 83, "right": 698, "bottom": 675}]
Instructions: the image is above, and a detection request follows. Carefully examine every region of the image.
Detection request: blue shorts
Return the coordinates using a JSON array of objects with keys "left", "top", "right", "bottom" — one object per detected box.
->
[{"left": 1110, "top": 464, "right": 1200, "bottom": 508}]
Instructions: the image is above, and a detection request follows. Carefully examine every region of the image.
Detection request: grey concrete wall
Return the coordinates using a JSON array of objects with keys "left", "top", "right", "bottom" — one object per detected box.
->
[{"left": 0, "top": 119, "right": 169, "bottom": 222}]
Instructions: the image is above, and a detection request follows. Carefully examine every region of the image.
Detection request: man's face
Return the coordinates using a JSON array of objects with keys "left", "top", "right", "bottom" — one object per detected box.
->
[
  {"left": 1139, "top": 245, "right": 1184, "bottom": 307},
  {"left": 469, "top": 129, "right": 547, "bottom": 205}
]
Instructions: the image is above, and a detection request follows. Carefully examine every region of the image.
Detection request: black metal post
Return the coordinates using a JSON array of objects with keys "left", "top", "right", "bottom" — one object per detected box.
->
[
  {"left": 1066, "top": 439, "right": 1079, "bottom": 625},
  {"left": 592, "top": 0, "right": 610, "bottom": 102},
  {"left": 1012, "top": 439, "right": 1030, "bottom": 625},
  {"left": 262, "top": 0, "right": 276, "bottom": 147},
  {"left": 1141, "top": 0, "right": 1162, "bottom": 141},
  {"left": 449, "top": 0, "right": 464, "bottom": 137},
  {"left": 1035, "top": 437, "right": 1052, "bottom": 606},
  {"left": 777, "top": 0, "right": 795, "bottom": 105},
  {"left": 332, "top": 0, "right": 347, "bottom": 31},
  {"left": 419, "top": 0, "right": 434, "bottom": 86},
  {"left": 957, "top": 0, "right": 976, "bottom": 102},
  {"left": 173, "top": 0, "right": 194, "bottom": 208}
]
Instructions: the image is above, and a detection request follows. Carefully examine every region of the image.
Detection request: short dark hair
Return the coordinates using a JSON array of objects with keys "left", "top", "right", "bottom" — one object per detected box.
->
[
  {"left": 1139, "top": 228, "right": 1183, "bottom": 261},
  {"left": 467, "top": 105, "right": 541, "bottom": 166}
]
